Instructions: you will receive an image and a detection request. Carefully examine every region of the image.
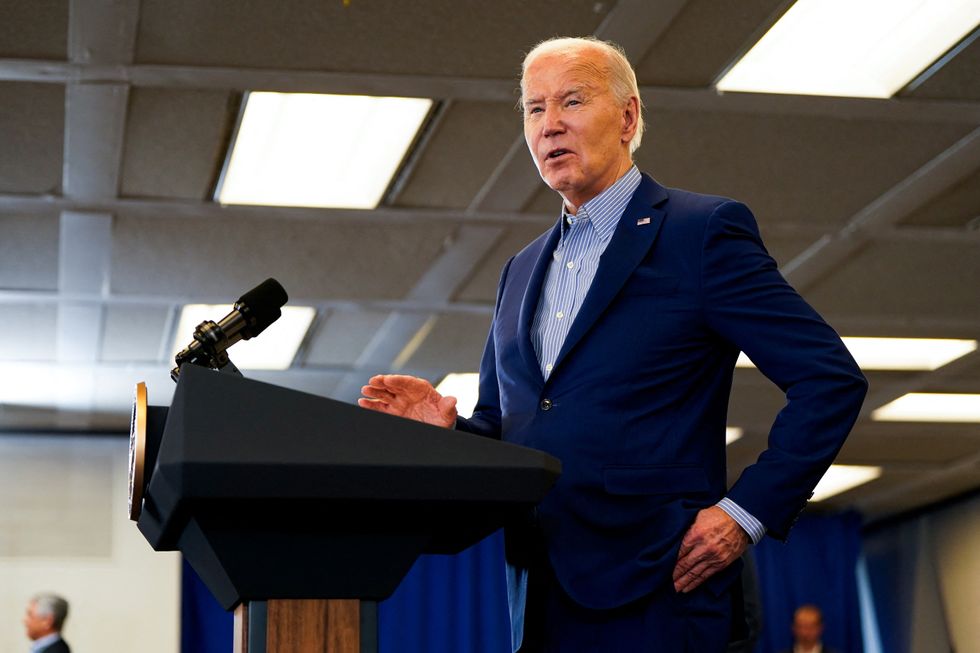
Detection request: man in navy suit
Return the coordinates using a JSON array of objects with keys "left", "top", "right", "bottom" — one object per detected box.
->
[
  {"left": 360, "top": 36, "right": 867, "bottom": 652},
  {"left": 23, "top": 594, "right": 71, "bottom": 653}
]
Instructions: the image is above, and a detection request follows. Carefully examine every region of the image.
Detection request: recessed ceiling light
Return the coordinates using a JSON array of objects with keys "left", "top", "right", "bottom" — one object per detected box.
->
[
  {"left": 737, "top": 337, "right": 977, "bottom": 370},
  {"left": 811, "top": 465, "right": 882, "bottom": 501},
  {"left": 171, "top": 304, "right": 315, "bottom": 371},
  {"left": 435, "top": 373, "right": 480, "bottom": 419},
  {"left": 872, "top": 393, "right": 980, "bottom": 423},
  {"left": 217, "top": 92, "right": 433, "bottom": 209},
  {"left": 717, "top": 0, "right": 980, "bottom": 98}
]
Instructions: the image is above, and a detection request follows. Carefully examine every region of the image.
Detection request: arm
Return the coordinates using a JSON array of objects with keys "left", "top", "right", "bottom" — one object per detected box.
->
[
  {"left": 674, "top": 201, "right": 867, "bottom": 592},
  {"left": 700, "top": 201, "right": 867, "bottom": 536}
]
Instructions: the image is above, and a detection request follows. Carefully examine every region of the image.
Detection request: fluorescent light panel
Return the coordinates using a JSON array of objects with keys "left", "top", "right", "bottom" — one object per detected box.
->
[
  {"left": 811, "top": 465, "right": 882, "bottom": 502},
  {"left": 436, "top": 373, "right": 480, "bottom": 419},
  {"left": 872, "top": 393, "right": 980, "bottom": 423},
  {"left": 218, "top": 92, "right": 433, "bottom": 209},
  {"left": 717, "top": 0, "right": 980, "bottom": 98},
  {"left": 171, "top": 304, "right": 315, "bottom": 370},
  {"left": 737, "top": 337, "right": 977, "bottom": 371}
]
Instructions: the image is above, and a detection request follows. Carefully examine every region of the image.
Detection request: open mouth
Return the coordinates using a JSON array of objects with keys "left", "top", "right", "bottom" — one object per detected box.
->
[{"left": 546, "top": 148, "right": 571, "bottom": 160}]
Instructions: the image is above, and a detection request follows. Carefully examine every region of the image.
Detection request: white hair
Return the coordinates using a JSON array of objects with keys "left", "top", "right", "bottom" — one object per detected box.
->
[
  {"left": 32, "top": 593, "right": 69, "bottom": 631},
  {"left": 521, "top": 36, "right": 645, "bottom": 154}
]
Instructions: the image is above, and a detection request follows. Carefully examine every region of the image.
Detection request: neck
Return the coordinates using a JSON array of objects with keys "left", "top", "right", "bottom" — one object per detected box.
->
[{"left": 562, "top": 158, "right": 634, "bottom": 215}]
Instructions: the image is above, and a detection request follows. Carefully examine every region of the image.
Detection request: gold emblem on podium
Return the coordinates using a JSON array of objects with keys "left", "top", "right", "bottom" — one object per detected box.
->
[{"left": 128, "top": 382, "right": 148, "bottom": 521}]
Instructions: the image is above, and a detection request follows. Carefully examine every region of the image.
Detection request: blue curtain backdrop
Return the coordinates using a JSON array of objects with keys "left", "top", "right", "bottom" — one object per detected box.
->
[
  {"left": 181, "top": 558, "right": 234, "bottom": 653},
  {"left": 861, "top": 526, "right": 915, "bottom": 653},
  {"left": 379, "top": 529, "right": 511, "bottom": 653},
  {"left": 178, "top": 535, "right": 509, "bottom": 653},
  {"left": 753, "top": 511, "right": 864, "bottom": 653},
  {"left": 180, "top": 517, "right": 865, "bottom": 653}
]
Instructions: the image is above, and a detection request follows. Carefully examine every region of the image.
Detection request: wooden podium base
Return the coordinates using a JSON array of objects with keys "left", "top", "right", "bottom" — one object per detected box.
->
[{"left": 234, "top": 600, "right": 361, "bottom": 653}]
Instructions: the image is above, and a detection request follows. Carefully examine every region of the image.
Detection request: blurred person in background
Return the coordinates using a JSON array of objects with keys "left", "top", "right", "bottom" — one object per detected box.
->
[
  {"left": 23, "top": 593, "right": 71, "bottom": 653},
  {"left": 779, "top": 604, "right": 839, "bottom": 653}
]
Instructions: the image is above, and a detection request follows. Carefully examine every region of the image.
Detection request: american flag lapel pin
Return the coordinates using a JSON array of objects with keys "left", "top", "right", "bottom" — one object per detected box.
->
[{"left": 636, "top": 216, "right": 651, "bottom": 226}]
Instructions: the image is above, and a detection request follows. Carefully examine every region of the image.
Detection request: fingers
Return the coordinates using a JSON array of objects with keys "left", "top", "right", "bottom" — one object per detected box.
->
[
  {"left": 438, "top": 395, "right": 458, "bottom": 425},
  {"left": 358, "top": 374, "right": 446, "bottom": 424},
  {"left": 672, "top": 506, "right": 750, "bottom": 593},
  {"left": 357, "top": 398, "right": 394, "bottom": 414},
  {"left": 673, "top": 550, "right": 723, "bottom": 593},
  {"left": 360, "top": 385, "right": 396, "bottom": 402}
]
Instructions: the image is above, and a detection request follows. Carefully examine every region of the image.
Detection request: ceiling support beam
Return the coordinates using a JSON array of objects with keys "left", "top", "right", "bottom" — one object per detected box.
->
[
  {"left": 53, "top": 0, "right": 140, "bottom": 421},
  {"left": 856, "top": 448, "right": 980, "bottom": 517},
  {"left": 0, "top": 289, "right": 498, "bottom": 316},
  {"left": 0, "top": 192, "right": 555, "bottom": 228},
  {"left": 3, "top": 61, "right": 978, "bottom": 124},
  {"left": 330, "top": 225, "right": 504, "bottom": 401},
  {"left": 783, "top": 125, "right": 980, "bottom": 292}
]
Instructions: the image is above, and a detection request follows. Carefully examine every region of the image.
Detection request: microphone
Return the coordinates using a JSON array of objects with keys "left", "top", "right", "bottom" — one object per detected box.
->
[{"left": 171, "top": 278, "right": 289, "bottom": 381}]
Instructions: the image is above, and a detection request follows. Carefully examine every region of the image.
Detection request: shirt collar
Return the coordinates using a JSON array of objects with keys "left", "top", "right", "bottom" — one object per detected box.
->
[
  {"left": 30, "top": 633, "right": 61, "bottom": 652},
  {"left": 561, "top": 166, "right": 642, "bottom": 243}
]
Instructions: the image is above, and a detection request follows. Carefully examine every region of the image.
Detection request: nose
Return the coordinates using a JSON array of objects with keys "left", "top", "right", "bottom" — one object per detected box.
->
[{"left": 542, "top": 104, "right": 565, "bottom": 138}]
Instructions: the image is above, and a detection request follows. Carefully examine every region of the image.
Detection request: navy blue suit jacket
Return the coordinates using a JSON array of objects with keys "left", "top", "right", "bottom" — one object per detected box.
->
[{"left": 457, "top": 174, "right": 867, "bottom": 610}]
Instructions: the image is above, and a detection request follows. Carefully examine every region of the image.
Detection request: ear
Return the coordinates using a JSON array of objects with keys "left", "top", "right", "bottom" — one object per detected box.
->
[{"left": 621, "top": 96, "right": 639, "bottom": 144}]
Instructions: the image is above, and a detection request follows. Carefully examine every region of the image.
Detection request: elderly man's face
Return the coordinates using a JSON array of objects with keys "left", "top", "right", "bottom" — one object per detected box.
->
[
  {"left": 23, "top": 601, "right": 54, "bottom": 641},
  {"left": 522, "top": 49, "right": 638, "bottom": 212}
]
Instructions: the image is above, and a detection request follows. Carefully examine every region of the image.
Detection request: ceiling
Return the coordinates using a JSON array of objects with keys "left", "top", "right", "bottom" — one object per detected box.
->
[{"left": 0, "top": 0, "right": 978, "bottom": 524}]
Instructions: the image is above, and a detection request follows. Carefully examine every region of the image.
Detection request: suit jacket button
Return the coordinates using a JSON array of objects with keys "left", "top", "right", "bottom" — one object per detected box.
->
[{"left": 540, "top": 398, "right": 552, "bottom": 411}]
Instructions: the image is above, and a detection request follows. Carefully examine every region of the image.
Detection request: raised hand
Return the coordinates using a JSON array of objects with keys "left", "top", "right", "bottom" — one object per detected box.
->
[{"left": 357, "top": 374, "right": 458, "bottom": 428}]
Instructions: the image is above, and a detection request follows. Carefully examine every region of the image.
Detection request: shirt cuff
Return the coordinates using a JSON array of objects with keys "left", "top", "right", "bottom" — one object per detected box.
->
[{"left": 717, "top": 497, "right": 766, "bottom": 545}]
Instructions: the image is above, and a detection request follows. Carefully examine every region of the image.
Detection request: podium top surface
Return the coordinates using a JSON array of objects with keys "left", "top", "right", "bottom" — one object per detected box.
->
[{"left": 139, "top": 365, "right": 560, "bottom": 551}]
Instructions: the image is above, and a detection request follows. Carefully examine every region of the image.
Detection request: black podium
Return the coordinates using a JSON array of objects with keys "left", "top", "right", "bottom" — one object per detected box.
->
[{"left": 134, "top": 364, "right": 560, "bottom": 652}]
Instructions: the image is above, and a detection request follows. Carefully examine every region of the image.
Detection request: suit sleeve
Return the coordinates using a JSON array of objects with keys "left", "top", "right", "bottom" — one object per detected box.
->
[
  {"left": 454, "top": 257, "right": 512, "bottom": 439},
  {"left": 700, "top": 201, "right": 868, "bottom": 539}
]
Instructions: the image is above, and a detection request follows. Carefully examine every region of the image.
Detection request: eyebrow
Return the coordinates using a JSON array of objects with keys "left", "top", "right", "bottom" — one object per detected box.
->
[{"left": 523, "top": 86, "right": 591, "bottom": 108}]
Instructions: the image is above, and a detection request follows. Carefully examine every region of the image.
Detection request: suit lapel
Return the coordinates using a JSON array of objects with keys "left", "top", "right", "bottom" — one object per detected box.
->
[
  {"left": 551, "top": 174, "right": 669, "bottom": 375},
  {"left": 517, "top": 220, "right": 562, "bottom": 384}
]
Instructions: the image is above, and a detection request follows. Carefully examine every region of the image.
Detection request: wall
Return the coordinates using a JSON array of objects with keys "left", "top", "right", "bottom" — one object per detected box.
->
[
  {"left": 0, "top": 434, "right": 180, "bottom": 653},
  {"left": 864, "top": 491, "right": 980, "bottom": 653}
]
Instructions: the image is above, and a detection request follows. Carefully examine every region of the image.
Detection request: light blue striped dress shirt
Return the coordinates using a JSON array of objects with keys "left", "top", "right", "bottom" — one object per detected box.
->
[
  {"left": 529, "top": 165, "right": 765, "bottom": 544},
  {"left": 531, "top": 166, "right": 642, "bottom": 379}
]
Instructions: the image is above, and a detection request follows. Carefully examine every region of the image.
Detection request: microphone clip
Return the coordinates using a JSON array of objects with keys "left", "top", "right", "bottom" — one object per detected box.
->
[{"left": 170, "top": 319, "right": 243, "bottom": 382}]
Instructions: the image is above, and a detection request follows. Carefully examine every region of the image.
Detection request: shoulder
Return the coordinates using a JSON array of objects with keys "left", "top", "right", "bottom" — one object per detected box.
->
[
  {"left": 639, "top": 173, "right": 749, "bottom": 236},
  {"left": 662, "top": 185, "right": 735, "bottom": 218},
  {"left": 40, "top": 641, "right": 71, "bottom": 653}
]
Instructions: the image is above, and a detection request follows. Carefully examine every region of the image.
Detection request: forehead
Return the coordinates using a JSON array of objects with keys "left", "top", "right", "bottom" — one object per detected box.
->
[
  {"left": 794, "top": 611, "right": 821, "bottom": 625},
  {"left": 522, "top": 50, "right": 608, "bottom": 97}
]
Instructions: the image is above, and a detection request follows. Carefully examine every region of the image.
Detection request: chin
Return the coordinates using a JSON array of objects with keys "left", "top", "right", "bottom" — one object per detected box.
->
[{"left": 542, "top": 171, "right": 579, "bottom": 194}]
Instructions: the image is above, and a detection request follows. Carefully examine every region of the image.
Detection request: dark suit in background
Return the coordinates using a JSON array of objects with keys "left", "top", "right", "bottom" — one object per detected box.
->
[{"left": 35, "top": 637, "right": 70, "bottom": 653}]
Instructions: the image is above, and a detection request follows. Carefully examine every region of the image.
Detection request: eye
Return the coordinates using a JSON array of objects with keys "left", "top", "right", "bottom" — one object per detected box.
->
[{"left": 527, "top": 106, "right": 543, "bottom": 115}]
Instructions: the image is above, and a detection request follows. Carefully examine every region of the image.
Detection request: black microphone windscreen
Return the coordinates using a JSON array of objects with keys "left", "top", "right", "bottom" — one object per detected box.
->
[{"left": 238, "top": 278, "right": 289, "bottom": 336}]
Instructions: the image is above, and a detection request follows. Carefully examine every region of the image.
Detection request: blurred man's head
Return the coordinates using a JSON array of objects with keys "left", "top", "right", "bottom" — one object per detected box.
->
[
  {"left": 23, "top": 594, "right": 69, "bottom": 640},
  {"left": 792, "top": 604, "right": 824, "bottom": 648}
]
